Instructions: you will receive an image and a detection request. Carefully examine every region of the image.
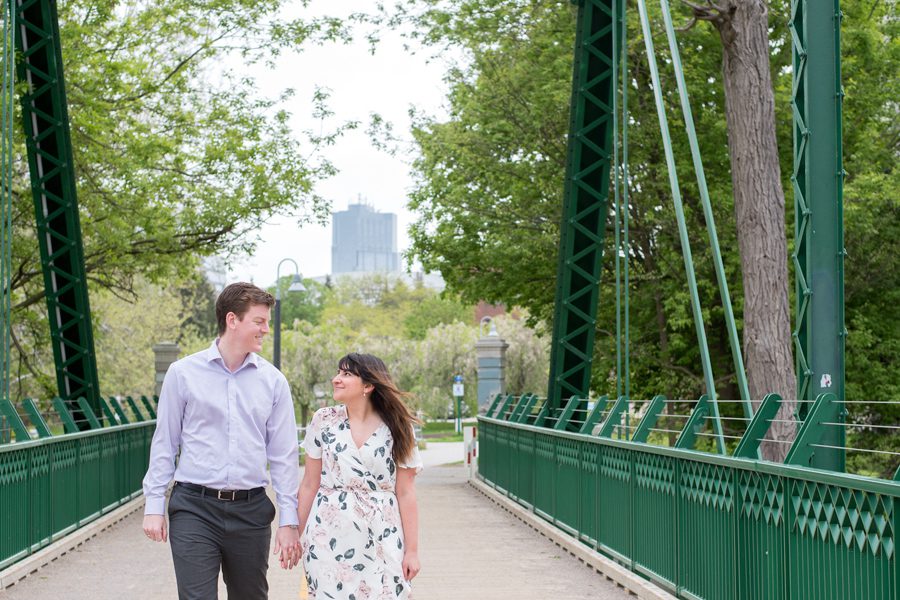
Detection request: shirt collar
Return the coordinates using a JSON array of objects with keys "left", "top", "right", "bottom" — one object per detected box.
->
[{"left": 207, "top": 338, "right": 259, "bottom": 371}]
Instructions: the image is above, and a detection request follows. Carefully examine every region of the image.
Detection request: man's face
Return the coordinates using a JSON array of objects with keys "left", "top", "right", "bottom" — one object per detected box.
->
[{"left": 226, "top": 303, "right": 271, "bottom": 355}]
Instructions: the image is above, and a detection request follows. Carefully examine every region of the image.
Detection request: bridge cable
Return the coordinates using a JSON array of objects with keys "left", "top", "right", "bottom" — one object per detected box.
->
[
  {"left": 635, "top": 0, "right": 725, "bottom": 452},
  {"left": 613, "top": 0, "right": 631, "bottom": 419},
  {"left": 1, "top": 0, "right": 15, "bottom": 406},
  {"left": 658, "top": 0, "right": 753, "bottom": 420}
]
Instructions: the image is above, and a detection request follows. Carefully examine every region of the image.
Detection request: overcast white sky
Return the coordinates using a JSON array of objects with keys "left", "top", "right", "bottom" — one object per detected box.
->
[{"left": 224, "top": 1, "right": 449, "bottom": 286}]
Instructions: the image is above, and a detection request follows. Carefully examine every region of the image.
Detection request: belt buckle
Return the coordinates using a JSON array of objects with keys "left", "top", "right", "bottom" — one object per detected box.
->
[{"left": 217, "top": 489, "right": 236, "bottom": 501}]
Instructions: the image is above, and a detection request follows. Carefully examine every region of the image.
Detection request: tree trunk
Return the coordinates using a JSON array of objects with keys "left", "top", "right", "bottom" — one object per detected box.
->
[{"left": 713, "top": 0, "right": 796, "bottom": 461}]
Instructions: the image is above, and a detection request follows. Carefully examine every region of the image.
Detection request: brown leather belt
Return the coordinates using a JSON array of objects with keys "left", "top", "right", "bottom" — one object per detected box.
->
[{"left": 176, "top": 481, "right": 265, "bottom": 501}]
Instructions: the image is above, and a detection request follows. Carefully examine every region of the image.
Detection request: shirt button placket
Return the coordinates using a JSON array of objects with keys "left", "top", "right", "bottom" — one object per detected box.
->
[{"left": 227, "top": 376, "right": 235, "bottom": 488}]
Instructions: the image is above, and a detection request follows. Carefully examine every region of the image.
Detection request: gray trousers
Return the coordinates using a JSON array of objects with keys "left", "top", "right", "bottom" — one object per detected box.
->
[{"left": 168, "top": 483, "right": 276, "bottom": 600}]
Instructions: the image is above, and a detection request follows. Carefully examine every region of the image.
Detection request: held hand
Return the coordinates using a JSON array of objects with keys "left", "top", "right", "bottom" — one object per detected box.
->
[
  {"left": 402, "top": 551, "right": 420, "bottom": 581},
  {"left": 143, "top": 514, "right": 167, "bottom": 543},
  {"left": 273, "top": 526, "right": 302, "bottom": 570}
]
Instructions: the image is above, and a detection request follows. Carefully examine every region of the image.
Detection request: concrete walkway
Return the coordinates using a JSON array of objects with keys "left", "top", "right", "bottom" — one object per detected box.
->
[{"left": 0, "top": 443, "right": 633, "bottom": 599}]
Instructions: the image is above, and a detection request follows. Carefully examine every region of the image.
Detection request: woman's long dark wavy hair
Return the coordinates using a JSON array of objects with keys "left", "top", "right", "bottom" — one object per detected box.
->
[{"left": 338, "top": 353, "right": 420, "bottom": 464}]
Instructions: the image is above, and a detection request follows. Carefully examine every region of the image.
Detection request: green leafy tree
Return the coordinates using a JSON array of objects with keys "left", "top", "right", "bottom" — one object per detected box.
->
[
  {"left": 275, "top": 273, "right": 550, "bottom": 421},
  {"left": 8, "top": 0, "right": 354, "bottom": 399},
  {"left": 382, "top": 0, "right": 897, "bottom": 467},
  {"left": 90, "top": 275, "right": 214, "bottom": 400},
  {"left": 269, "top": 276, "right": 328, "bottom": 326},
  {"left": 402, "top": 295, "right": 470, "bottom": 340}
]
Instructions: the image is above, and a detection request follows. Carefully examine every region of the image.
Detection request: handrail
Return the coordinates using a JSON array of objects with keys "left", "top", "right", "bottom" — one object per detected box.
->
[
  {"left": 478, "top": 415, "right": 899, "bottom": 599},
  {"left": 0, "top": 419, "right": 155, "bottom": 570}
]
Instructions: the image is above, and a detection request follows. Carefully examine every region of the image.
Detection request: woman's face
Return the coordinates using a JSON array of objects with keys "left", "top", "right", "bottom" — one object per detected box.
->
[{"left": 332, "top": 367, "right": 371, "bottom": 403}]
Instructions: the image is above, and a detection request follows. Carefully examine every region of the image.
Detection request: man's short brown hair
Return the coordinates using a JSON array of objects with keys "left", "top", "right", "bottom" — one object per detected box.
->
[{"left": 216, "top": 282, "right": 275, "bottom": 335}]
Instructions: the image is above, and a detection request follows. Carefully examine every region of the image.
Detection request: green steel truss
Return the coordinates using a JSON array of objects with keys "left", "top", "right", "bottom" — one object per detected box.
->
[
  {"left": 547, "top": 0, "right": 618, "bottom": 412},
  {"left": 790, "top": 0, "right": 845, "bottom": 470},
  {"left": 15, "top": 0, "right": 100, "bottom": 421},
  {"left": 545, "top": 0, "right": 846, "bottom": 472}
]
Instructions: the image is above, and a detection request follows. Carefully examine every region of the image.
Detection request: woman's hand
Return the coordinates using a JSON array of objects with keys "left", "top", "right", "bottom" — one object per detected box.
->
[{"left": 402, "top": 550, "right": 421, "bottom": 581}]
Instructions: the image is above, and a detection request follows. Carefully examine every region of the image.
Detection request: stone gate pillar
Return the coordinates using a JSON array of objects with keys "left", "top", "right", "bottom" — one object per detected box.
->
[
  {"left": 475, "top": 317, "right": 508, "bottom": 414},
  {"left": 153, "top": 342, "right": 181, "bottom": 397}
]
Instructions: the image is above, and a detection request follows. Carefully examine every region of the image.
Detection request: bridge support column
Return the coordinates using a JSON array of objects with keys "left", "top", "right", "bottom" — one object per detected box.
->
[
  {"left": 153, "top": 342, "right": 180, "bottom": 397},
  {"left": 475, "top": 319, "right": 508, "bottom": 414}
]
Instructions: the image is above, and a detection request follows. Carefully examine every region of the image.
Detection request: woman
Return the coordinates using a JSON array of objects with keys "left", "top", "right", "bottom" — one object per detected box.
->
[{"left": 298, "top": 353, "right": 422, "bottom": 599}]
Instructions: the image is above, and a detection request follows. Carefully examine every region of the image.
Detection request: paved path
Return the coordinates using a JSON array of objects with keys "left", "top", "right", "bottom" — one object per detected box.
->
[{"left": 1, "top": 443, "right": 632, "bottom": 599}]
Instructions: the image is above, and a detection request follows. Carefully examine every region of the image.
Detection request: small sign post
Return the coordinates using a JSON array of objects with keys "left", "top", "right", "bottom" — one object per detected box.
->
[{"left": 452, "top": 375, "right": 464, "bottom": 433}]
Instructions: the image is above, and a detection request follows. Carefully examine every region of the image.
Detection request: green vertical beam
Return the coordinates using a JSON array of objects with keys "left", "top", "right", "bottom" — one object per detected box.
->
[
  {"left": 21, "top": 397, "right": 52, "bottom": 437},
  {"left": 631, "top": 395, "right": 666, "bottom": 443},
  {"left": 1, "top": 0, "right": 15, "bottom": 404},
  {"left": 51, "top": 396, "right": 77, "bottom": 433},
  {"left": 733, "top": 393, "right": 782, "bottom": 459},
  {"left": 485, "top": 393, "right": 504, "bottom": 418},
  {"left": 98, "top": 396, "right": 117, "bottom": 425},
  {"left": 508, "top": 393, "right": 532, "bottom": 422},
  {"left": 140, "top": 395, "right": 157, "bottom": 419},
  {"left": 125, "top": 396, "right": 145, "bottom": 422},
  {"left": 674, "top": 395, "right": 710, "bottom": 450},
  {"left": 532, "top": 398, "right": 552, "bottom": 427},
  {"left": 75, "top": 396, "right": 101, "bottom": 429},
  {"left": 493, "top": 394, "right": 515, "bottom": 421},
  {"left": 785, "top": 393, "right": 841, "bottom": 468},
  {"left": 553, "top": 395, "right": 582, "bottom": 431},
  {"left": 0, "top": 399, "right": 30, "bottom": 441},
  {"left": 15, "top": 0, "right": 101, "bottom": 426},
  {"left": 579, "top": 395, "right": 608, "bottom": 434},
  {"left": 109, "top": 396, "right": 129, "bottom": 424},
  {"left": 635, "top": 0, "right": 724, "bottom": 453},
  {"left": 598, "top": 395, "right": 627, "bottom": 438},
  {"left": 515, "top": 394, "right": 540, "bottom": 424},
  {"left": 790, "top": 0, "right": 845, "bottom": 471},
  {"left": 547, "top": 0, "right": 617, "bottom": 410}
]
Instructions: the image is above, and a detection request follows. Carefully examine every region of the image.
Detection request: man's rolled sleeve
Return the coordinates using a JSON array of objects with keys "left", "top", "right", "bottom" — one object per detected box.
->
[
  {"left": 142, "top": 366, "right": 184, "bottom": 515},
  {"left": 267, "top": 375, "right": 300, "bottom": 527}
]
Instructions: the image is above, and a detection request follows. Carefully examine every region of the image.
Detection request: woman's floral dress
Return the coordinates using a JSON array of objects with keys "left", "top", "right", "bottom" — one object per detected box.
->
[{"left": 301, "top": 405, "right": 422, "bottom": 599}]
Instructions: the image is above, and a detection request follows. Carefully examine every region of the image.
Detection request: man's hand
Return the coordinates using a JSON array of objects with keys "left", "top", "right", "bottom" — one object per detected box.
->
[
  {"left": 143, "top": 514, "right": 167, "bottom": 543},
  {"left": 273, "top": 526, "right": 301, "bottom": 569}
]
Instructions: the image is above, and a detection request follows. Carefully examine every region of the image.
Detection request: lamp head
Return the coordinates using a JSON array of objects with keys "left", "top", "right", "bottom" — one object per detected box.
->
[{"left": 288, "top": 273, "right": 306, "bottom": 293}]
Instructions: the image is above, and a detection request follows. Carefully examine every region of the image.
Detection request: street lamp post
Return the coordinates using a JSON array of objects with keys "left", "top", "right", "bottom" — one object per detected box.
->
[{"left": 273, "top": 258, "right": 306, "bottom": 371}]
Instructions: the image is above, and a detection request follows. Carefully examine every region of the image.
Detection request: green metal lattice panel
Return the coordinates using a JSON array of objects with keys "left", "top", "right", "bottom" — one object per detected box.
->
[
  {"left": 737, "top": 471, "right": 787, "bottom": 599},
  {"left": 546, "top": 0, "right": 618, "bottom": 410},
  {"left": 597, "top": 444, "right": 632, "bottom": 561},
  {"left": 579, "top": 442, "right": 599, "bottom": 544},
  {"left": 554, "top": 437, "right": 582, "bottom": 533},
  {"left": 787, "top": 480, "right": 894, "bottom": 597},
  {"left": 679, "top": 462, "right": 737, "bottom": 598},
  {"left": 534, "top": 432, "right": 557, "bottom": 518},
  {"left": 632, "top": 452, "right": 676, "bottom": 588},
  {"left": 15, "top": 0, "right": 101, "bottom": 421},
  {"left": 514, "top": 429, "right": 535, "bottom": 506}
]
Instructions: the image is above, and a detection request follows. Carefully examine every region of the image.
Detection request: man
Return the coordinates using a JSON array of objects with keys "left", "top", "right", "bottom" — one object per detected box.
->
[{"left": 143, "top": 282, "right": 301, "bottom": 599}]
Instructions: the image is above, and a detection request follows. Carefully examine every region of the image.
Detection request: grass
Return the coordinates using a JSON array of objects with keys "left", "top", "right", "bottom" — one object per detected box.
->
[
  {"left": 422, "top": 419, "right": 476, "bottom": 434},
  {"left": 421, "top": 419, "right": 473, "bottom": 443},
  {"left": 426, "top": 434, "right": 464, "bottom": 443}
]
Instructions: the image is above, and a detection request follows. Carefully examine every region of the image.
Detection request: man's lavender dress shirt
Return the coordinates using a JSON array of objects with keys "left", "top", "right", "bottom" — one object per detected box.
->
[{"left": 142, "top": 340, "right": 300, "bottom": 526}]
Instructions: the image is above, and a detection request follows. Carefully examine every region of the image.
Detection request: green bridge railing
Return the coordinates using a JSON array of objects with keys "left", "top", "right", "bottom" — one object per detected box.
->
[
  {"left": 0, "top": 397, "right": 155, "bottom": 571},
  {"left": 478, "top": 394, "right": 899, "bottom": 599}
]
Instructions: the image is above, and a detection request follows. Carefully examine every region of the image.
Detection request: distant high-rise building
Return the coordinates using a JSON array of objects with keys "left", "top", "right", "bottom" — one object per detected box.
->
[{"left": 332, "top": 202, "right": 400, "bottom": 274}]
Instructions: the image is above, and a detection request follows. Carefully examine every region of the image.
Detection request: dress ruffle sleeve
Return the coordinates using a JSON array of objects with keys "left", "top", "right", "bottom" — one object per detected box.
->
[
  {"left": 300, "top": 409, "right": 323, "bottom": 459},
  {"left": 397, "top": 426, "right": 423, "bottom": 473}
]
